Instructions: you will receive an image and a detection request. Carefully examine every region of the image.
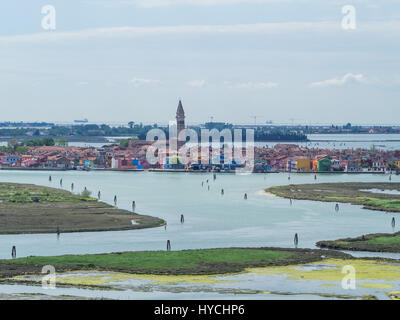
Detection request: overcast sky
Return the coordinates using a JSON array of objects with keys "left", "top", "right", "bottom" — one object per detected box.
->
[{"left": 0, "top": 0, "right": 399, "bottom": 125}]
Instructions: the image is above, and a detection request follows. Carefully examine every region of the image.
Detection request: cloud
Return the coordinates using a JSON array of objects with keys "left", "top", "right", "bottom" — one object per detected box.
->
[
  {"left": 130, "top": 77, "right": 161, "bottom": 87},
  {"left": 0, "top": 23, "right": 332, "bottom": 44},
  {"left": 309, "top": 73, "right": 368, "bottom": 88},
  {"left": 233, "top": 81, "right": 279, "bottom": 89},
  {"left": 90, "top": 0, "right": 288, "bottom": 8},
  {"left": 187, "top": 80, "right": 206, "bottom": 88},
  {"left": 110, "top": 0, "right": 280, "bottom": 7},
  {"left": 0, "top": 22, "right": 359, "bottom": 44},
  {"left": 91, "top": 0, "right": 384, "bottom": 8},
  {"left": 1, "top": 21, "right": 400, "bottom": 44}
]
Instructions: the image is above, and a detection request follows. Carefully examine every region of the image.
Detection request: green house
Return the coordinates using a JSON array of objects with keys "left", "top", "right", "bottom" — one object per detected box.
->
[{"left": 318, "top": 158, "right": 331, "bottom": 171}]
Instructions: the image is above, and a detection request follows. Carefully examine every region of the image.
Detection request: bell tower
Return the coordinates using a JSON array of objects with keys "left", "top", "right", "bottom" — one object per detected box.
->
[{"left": 176, "top": 100, "right": 185, "bottom": 137}]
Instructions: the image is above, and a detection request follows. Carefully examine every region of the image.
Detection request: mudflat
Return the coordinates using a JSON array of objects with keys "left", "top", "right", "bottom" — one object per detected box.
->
[{"left": 0, "top": 182, "right": 165, "bottom": 234}]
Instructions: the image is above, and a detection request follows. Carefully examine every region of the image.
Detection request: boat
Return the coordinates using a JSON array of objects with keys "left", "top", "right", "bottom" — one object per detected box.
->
[{"left": 74, "top": 118, "right": 89, "bottom": 123}]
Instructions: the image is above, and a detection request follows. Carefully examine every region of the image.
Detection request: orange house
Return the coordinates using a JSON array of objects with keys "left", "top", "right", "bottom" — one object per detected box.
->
[{"left": 312, "top": 154, "right": 328, "bottom": 171}]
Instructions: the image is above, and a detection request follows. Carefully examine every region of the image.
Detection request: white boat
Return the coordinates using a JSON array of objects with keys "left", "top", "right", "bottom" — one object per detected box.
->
[{"left": 74, "top": 118, "right": 89, "bottom": 123}]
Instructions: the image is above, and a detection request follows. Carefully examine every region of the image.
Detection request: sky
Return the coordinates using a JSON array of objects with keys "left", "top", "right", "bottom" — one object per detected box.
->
[{"left": 0, "top": 0, "right": 399, "bottom": 125}]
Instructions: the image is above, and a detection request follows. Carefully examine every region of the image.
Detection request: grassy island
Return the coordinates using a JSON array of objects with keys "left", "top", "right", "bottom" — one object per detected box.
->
[
  {"left": 0, "top": 247, "right": 350, "bottom": 277},
  {"left": 317, "top": 232, "right": 400, "bottom": 253},
  {"left": 0, "top": 183, "right": 165, "bottom": 234},
  {"left": 266, "top": 182, "right": 400, "bottom": 213}
]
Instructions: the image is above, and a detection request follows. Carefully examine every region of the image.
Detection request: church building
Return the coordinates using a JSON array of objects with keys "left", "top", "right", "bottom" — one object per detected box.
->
[{"left": 176, "top": 100, "right": 185, "bottom": 137}]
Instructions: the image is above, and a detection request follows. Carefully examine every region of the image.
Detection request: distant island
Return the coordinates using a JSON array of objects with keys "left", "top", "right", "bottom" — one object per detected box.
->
[
  {"left": 0, "top": 123, "right": 308, "bottom": 142},
  {"left": 0, "top": 121, "right": 399, "bottom": 144}
]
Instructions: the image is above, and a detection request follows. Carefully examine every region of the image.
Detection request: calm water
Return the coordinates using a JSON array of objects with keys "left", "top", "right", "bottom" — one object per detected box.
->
[
  {"left": 71, "top": 134, "right": 400, "bottom": 150},
  {"left": 2, "top": 134, "right": 400, "bottom": 150},
  {"left": 0, "top": 170, "right": 398, "bottom": 260},
  {"left": 259, "top": 134, "right": 400, "bottom": 150}
]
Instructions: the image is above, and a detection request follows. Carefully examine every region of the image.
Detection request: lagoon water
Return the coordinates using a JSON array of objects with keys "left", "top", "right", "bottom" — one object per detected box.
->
[
  {"left": 2, "top": 133, "right": 400, "bottom": 150},
  {"left": 257, "top": 134, "right": 400, "bottom": 150},
  {"left": 67, "top": 133, "right": 400, "bottom": 150},
  {"left": 0, "top": 170, "right": 398, "bottom": 260},
  {"left": 1, "top": 170, "right": 400, "bottom": 300}
]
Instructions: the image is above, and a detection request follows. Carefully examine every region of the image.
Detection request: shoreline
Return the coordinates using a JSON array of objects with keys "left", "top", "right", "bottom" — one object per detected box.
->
[
  {"left": 317, "top": 232, "right": 400, "bottom": 253},
  {"left": 0, "top": 167, "right": 391, "bottom": 174},
  {"left": 0, "top": 221, "right": 166, "bottom": 235},
  {"left": 0, "top": 182, "right": 165, "bottom": 234},
  {"left": 266, "top": 182, "right": 400, "bottom": 213},
  {"left": 0, "top": 247, "right": 351, "bottom": 277}
]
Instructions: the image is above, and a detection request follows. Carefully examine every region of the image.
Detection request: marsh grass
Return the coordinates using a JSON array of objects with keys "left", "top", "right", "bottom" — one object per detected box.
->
[
  {"left": 0, "top": 183, "right": 95, "bottom": 203},
  {"left": 1, "top": 247, "right": 351, "bottom": 275},
  {"left": 266, "top": 182, "right": 400, "bottom": 212},
  {"left": 0, "top": 183, "right": 164, "bottom": 234},
  {"left": 317, "top": 232, "right": 400, "bottom": 252}
]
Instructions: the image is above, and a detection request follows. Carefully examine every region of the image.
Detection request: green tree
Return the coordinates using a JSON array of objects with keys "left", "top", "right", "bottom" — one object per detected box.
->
[
  {"left": 54, "top": 138, "right": 68, "bottom": 147},
  {"left": 16, "top": 146, "right": 29, "bottom": 154},
  {"left": 0, "top": 146, "right": 11, "bottom": 153},
  {"left": 42, "top": 138, "right": 55, "bottom": 146},
  {"left": 7, "top": 139, "right": 19, "bottom": 152}
]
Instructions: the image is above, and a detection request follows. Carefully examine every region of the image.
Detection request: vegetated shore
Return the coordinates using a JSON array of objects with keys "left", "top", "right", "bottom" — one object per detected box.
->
[
  {"left": 266, "top": 182, "right": 400, "bottom": 253},
  {"left": 266, "top": 182, "right": 400, "bottom": 213},
  {"left": 317, "top": 232, "right": 400, "bottom": 253},
  {"left": 0, "top": 136, "right": 111, "bottom": 143},
  {"left": 0, "top": 182, "right": 165, "bottom": 234},
  {"left": 0, "top": 247, "right": 351, "bottom": 278}
]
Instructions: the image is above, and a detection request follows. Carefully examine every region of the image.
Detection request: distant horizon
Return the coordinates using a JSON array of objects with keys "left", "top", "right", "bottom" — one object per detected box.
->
[{"left": 1, "top": 120, "right": 400, "bottom": 128}]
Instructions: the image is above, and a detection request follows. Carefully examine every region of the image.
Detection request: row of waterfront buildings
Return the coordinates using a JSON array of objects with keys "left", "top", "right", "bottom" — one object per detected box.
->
[
  {"left": 1, "top": 142, "right": 400, "bottom": 173},
  {"left": 253, "top": 144, "right": 400, "bottom": 173}
]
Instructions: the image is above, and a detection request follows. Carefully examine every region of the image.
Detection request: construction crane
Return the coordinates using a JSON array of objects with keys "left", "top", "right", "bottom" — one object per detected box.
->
[{"left": 250, "top": 115, "right": 263, "bottom": 126}]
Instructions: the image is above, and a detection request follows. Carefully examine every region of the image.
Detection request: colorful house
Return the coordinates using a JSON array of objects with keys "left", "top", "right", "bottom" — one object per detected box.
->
[
  {"left": 318, "top": 158, "right": 331, "bottom": 171},
  {"left": 295, "top": 158, "right": 311, "bottom": 172},
  {"left": 7, "top": 154, "right": 21, "bottom": 165}
]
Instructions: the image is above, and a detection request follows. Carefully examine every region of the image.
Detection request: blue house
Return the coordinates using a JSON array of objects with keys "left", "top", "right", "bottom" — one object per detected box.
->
[{"left": 7, "top": 155, "right": 21, "bottom": 164}]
